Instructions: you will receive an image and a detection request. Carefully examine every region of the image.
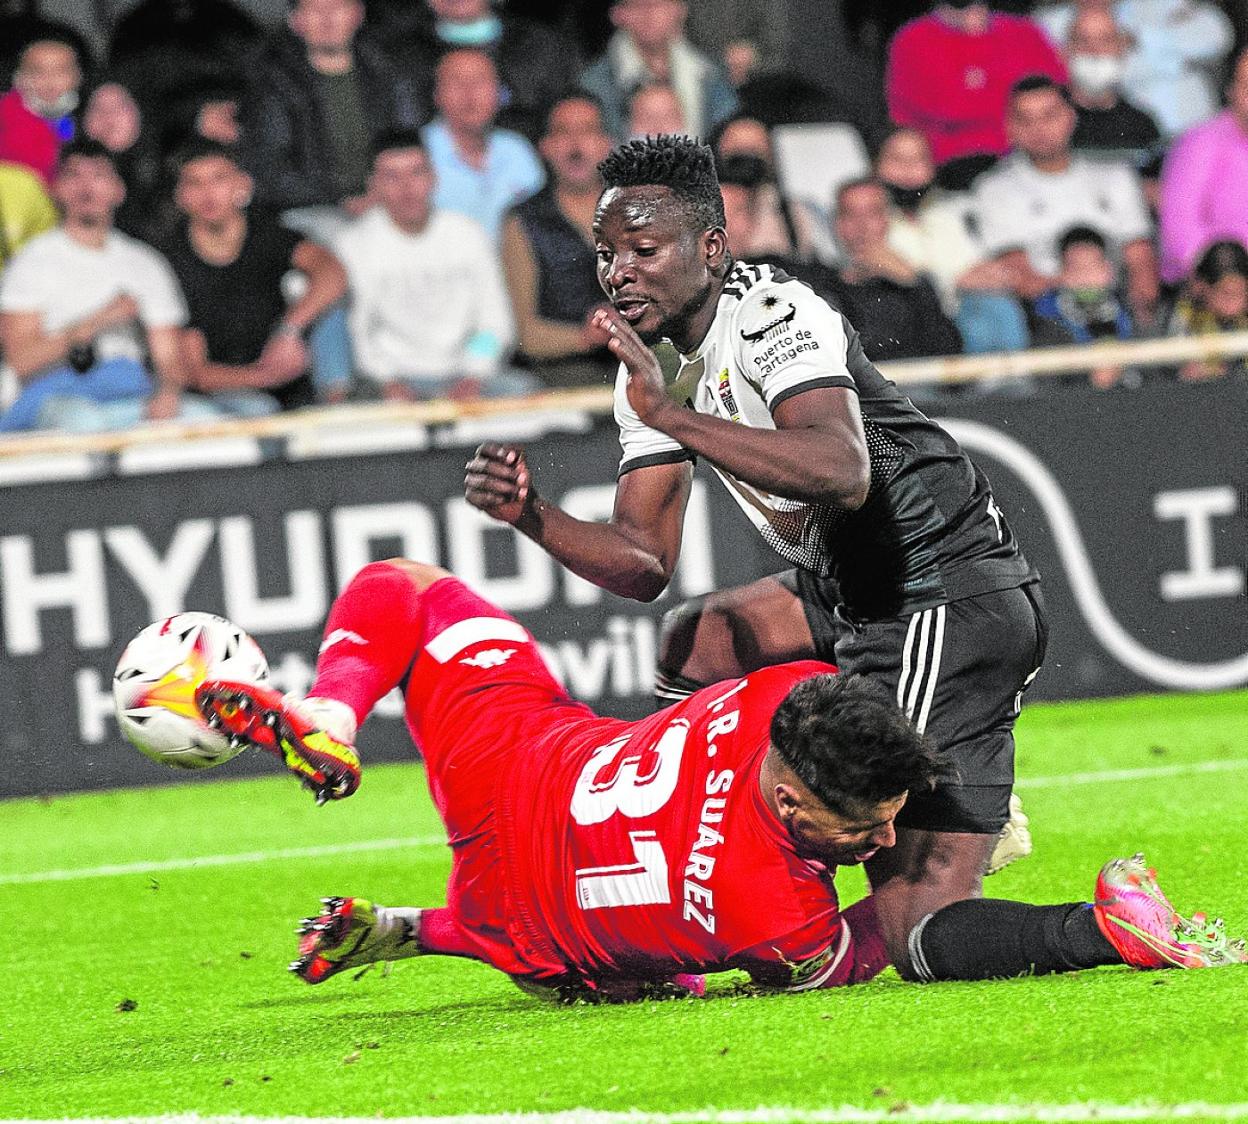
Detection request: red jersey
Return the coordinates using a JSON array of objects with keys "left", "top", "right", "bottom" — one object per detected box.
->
[
  {"left": 495, "top": 663, "right": 846, "bottom": 988},
  {"left": 401, "top": 579, "right": 854, "bottom": 989}
]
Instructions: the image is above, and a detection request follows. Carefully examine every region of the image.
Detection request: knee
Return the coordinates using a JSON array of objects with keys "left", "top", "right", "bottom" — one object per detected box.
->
[
  {"left": 657, "top": 595, "right": 711, "bottom": 671},
  {"left": 373, "top": 557, "right": 452, "bottom": 592},
  {"left": 866, "top": 835, "right": 991, "bottom": 972}
]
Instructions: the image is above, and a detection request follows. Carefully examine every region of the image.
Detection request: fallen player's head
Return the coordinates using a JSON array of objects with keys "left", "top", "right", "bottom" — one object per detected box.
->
[
  {"left": 768, "top": 674, "right": 943, "bottom": 865},
  {"left": 593, "top": 134, "right": 731, "bottom": 346}
]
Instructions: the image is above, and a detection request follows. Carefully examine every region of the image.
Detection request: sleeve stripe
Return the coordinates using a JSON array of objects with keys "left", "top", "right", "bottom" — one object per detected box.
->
[
  {"left": 784, "top": 919, "right": 853, "bottom": 992},
  {"left": 617, "top": 449, "right": 696, "bottom": 478},
  {"left": 769, "top": 376, "right": 858, "bottom": 413}
]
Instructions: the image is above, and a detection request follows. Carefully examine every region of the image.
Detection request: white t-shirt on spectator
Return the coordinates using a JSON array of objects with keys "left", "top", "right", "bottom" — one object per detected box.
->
[
  {"left": 0, "top": 227, "right": 187, "bottom": 363},
  {"left": 887, "top": 195, "right": 986, "bottom": 312},
  {"left": 972, "top": 153, "right": 1152, "bottom": 276},
  {"left": 335, "top": 207, "right": 515, "bottom": 383}
]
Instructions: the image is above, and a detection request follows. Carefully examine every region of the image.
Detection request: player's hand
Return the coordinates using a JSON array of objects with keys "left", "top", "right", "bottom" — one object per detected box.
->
[
  {"left": 592, "top": 306, "right": 673, "bottom": 428},
  {"left": 465, "top": 442, "right": 531, "bottom": 525}
]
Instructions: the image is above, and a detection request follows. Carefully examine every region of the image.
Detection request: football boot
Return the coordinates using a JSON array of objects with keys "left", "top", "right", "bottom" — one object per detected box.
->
[
  {"left": 196, "top": 679, "right": 360, "bottom": 803},
  {"left": 986, "top": 792, "right": 1032, "bottom": 876},
  {"left": 1094, "top": 853, "right": 1248, "bottom": 969},
  {"left": 291, "top": 897, "right": 423, "bottom": 984}
]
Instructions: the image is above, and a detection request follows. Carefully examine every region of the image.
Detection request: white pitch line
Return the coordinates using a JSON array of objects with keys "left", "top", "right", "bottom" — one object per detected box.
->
[
  {"left": 22, "top": 1104, "right": 1248, "bottom": 1123},
  {"left": 5, "top": 758, "right": 1248, "bottom": 888},
  {"left": 1017, "top": 757, "right": 1248, "bottom": 790},
  {"left": 0, "top": 835, "right": 445, "bottom": 886}
]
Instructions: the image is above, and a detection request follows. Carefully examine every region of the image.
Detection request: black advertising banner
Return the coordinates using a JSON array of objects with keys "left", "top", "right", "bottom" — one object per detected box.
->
[{"left": 0, "top": 379, "right": 1244, "bottom": 797}]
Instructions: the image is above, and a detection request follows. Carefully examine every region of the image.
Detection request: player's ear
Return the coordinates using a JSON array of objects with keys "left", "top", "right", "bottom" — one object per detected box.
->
[
  {"left": 704, "top": 226, "right": 729, "bottom": 276},
  {"left": 774, "top": 782, "right": 801, "bottom": 821}
]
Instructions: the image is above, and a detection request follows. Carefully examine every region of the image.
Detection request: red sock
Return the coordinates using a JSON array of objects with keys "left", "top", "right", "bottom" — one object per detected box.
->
[
  {"left": 417, "top": 907, "right": 481, "bottom": 959},
  {"left": 310, "top": 561, "right": 427, "bottom": 726}
]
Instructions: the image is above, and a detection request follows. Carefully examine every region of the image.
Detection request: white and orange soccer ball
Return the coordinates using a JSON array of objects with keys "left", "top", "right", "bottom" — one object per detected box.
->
[{"left": 113, "top": 612, "right": 269, "bottom": 769}]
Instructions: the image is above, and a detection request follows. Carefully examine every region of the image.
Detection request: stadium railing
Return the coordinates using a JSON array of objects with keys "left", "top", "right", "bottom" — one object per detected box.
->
[{"left": 0, "top": 330, "right": 1246, "bottom": 457}]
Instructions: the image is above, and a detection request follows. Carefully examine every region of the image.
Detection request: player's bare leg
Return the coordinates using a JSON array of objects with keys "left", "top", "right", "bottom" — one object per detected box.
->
[
  {"left": 864, "top": 828, "right": 995, "bottom": 979},
  {"left": 879, "top": 838, "right": 1247, "bottom": 980},
  {"left": 656, "top": 575, "right": 816, "bottom": 701}
]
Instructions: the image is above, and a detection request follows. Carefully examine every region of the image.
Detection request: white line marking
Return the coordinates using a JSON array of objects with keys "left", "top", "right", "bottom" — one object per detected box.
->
[
  {"left": 6, "top": 759, "right": 1248, "bottom": 888},
  {"left": 0, "top": 835, "right": 445, "bottom": 886},
  {"left": 1017, "top": 757, "right": 1248, "bottom": 790},
  {"left": 30, "top": 1103, "right": 1248, "bottom": 1123}
]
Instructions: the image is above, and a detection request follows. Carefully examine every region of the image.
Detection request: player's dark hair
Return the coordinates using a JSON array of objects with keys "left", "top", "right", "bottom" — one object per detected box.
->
[
  {"left": 1058, "top": 224, "right": 1108, "bottom": 256},
  {"left": 168, "top": 137, "right": 242, "bottom": 179},
  {"left": 598, "top": 134, "right": 726, "bottom": 230},
  {"left": 57, "top": 138, "right": 115, "bottom": 172},
  {"left": 370, "top": 127, "right": 426, "bottom": 165},
  {"left": 770, "top": 674, "right": 943, "bottom": 817},
  {"left": 1010, "top": 74, "right": 1069, "bottom": 105}
]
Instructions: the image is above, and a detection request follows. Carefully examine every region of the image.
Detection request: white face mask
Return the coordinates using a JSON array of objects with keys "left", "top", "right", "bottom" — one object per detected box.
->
[{"left": 1070, "top": 54, "right": 1125, "bottom": 97}]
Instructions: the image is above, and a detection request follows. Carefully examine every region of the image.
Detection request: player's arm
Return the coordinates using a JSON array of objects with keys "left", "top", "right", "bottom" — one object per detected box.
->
[
  {"left": 465, "top": 443, "right": 693, "bottom": 601},
  {"left": 593, "top": 305, "right": 871, "bottom": 510},
  {"left": 738, "top": 898, "right": 888, "bottom": 993}
]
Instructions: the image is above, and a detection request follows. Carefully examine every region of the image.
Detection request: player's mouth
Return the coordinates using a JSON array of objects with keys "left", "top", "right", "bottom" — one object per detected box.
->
[
  {"left": 851, "top": 846, "right": 880, "bottom": 863},
  {"left": 614, "top": 297, "right": 652, "bottom": 324}
]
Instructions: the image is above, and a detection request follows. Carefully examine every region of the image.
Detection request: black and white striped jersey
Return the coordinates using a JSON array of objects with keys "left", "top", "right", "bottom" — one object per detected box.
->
[{"left": 614, "top": 261, "right": 1036, "bottom": 621}]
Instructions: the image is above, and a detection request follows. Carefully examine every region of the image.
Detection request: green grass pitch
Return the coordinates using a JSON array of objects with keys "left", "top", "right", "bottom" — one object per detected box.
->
[{"left": 2, "top": 691, "right": 1247, "bottom": 1122}]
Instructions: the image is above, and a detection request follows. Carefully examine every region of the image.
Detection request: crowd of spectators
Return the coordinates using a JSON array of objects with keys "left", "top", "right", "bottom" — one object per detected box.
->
[{"left": 0, "top": 0, "right": 1244, "bottom": 432}]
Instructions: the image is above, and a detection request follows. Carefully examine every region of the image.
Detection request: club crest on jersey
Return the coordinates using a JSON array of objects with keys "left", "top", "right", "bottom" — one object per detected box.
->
[
  {"left": 715, "top": 368, "right": 740, "bottom": 422},
  {"left": 740, "top": 297, "right": 797, "bottom": 343},
  {"left": 460, "top": 648, "right": 516, "bottom": 669}
]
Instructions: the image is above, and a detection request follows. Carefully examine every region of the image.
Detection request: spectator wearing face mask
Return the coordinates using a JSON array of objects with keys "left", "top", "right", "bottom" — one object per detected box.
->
[
  {"left": 1063, "top": 6, "right": 1161, "bottom": 160},
  {"left": 1032, "top": 226, "right": 1134, "bottom": 340},
  {"left": 0, "top": 37, "right": 82, "bottom": 185},
  {"left": 1036, "top": 0, "right": 1233, "bottom": 138},
  {"left": 708, "top": 113, "right": 825, "bottom": 260},
  {"left": 1031, "top": 226, "right": 1137, "bottom": 388},
  {"left": 875, "top": 126, "right": 1029, "bottom": 354},
  {"left": 369, "top": 0, "right": 582, "bottom": 143}
]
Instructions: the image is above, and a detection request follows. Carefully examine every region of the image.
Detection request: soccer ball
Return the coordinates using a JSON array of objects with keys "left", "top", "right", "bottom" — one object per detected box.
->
[{"left": 113, "top": 612, "right": 269, "bottom": 769}]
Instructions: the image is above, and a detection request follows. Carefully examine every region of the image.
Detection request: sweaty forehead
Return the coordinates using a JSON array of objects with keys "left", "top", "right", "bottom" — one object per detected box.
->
[{"left": 594, "top": 185, "right": 684, "bottom": 235}]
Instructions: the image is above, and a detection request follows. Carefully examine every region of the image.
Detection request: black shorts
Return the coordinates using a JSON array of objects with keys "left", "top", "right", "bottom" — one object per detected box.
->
[{"left": 783, "top": 571, "right": 1048, "bottom": 835}]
